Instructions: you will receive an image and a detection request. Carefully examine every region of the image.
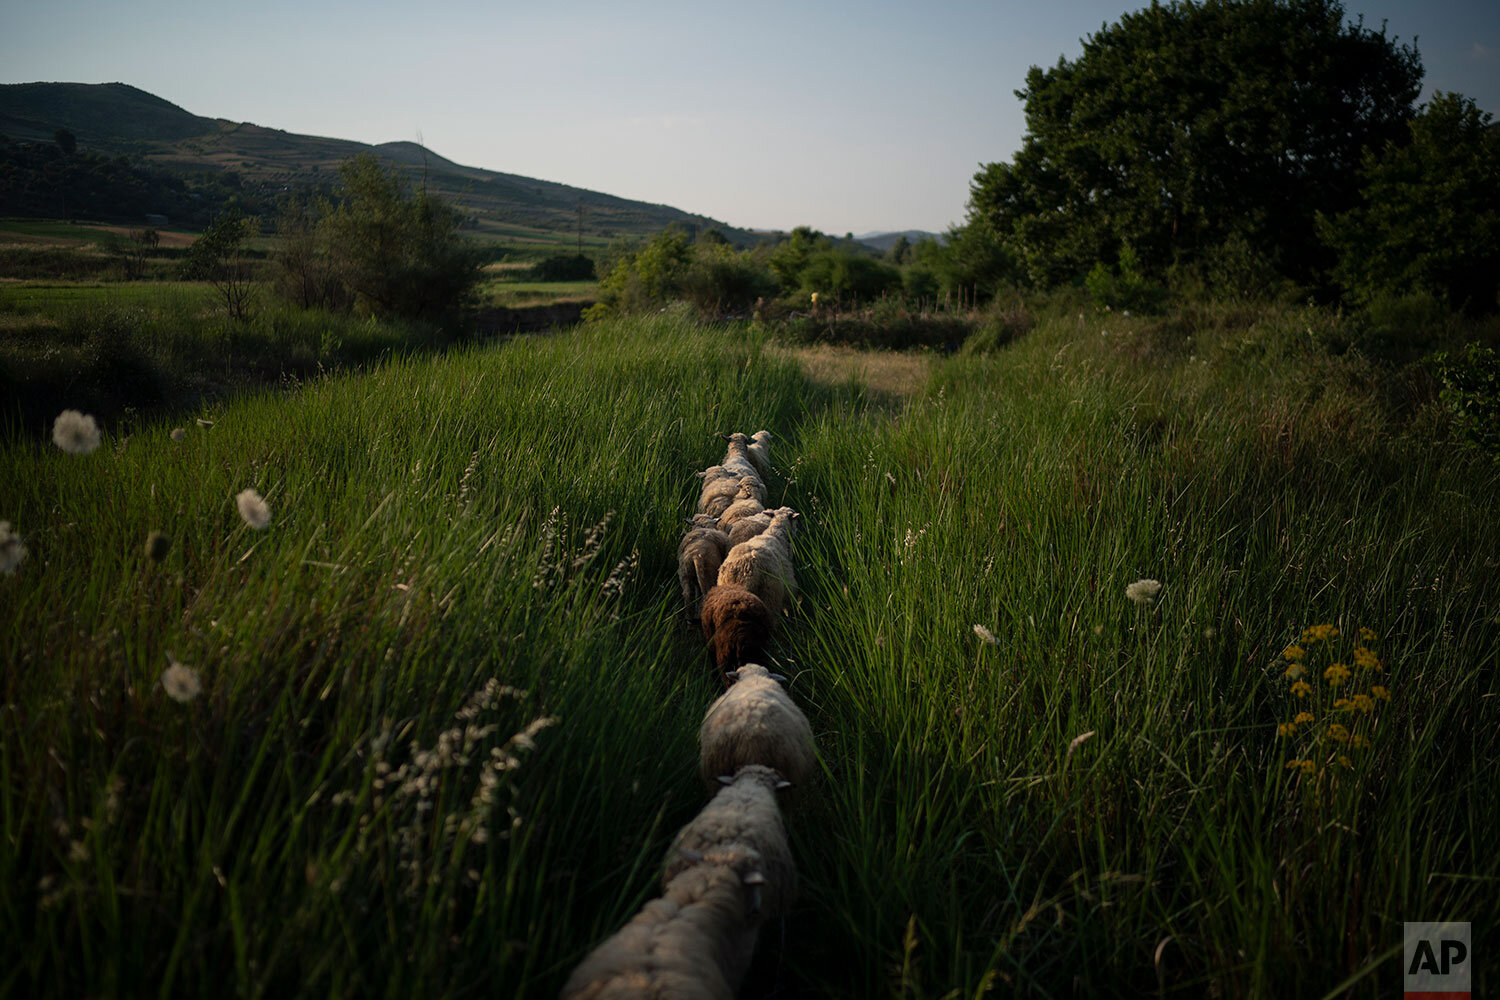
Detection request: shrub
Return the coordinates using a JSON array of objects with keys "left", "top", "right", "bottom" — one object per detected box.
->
[
  {"left": 1428, "top": 342, "right": 1500, "bottom": 458},
  {"left": 1084, "top": 244, "right": 1168, "bottom": 314},
  {"left": 528, "top": 254, "right": 596, "bottom": 282}
]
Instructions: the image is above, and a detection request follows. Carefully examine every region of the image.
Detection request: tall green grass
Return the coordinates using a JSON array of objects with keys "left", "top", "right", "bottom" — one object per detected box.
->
[{"left": 2, "top": 304, "right": 1495, "bottom": 997}]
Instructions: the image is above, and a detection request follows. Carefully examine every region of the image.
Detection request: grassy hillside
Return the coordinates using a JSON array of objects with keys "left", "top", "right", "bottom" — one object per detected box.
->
[
  {"left": 2, "top": 308, "right": 1496, "bottom": 997},
  {"left": 0, "top": 82, "right": 756, "bottom": 246}
]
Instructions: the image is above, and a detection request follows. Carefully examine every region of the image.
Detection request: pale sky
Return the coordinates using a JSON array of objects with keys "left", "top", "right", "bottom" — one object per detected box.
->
[{"left": 3, "top": 0, "right": 1496, "bottom": 235}]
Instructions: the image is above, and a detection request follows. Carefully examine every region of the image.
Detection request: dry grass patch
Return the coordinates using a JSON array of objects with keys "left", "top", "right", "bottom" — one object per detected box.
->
[{"left": 780, "top": 344, "right": 931, "bottom": 399}]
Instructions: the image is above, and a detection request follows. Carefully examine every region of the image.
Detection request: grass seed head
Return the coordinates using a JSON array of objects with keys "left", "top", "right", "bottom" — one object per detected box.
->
[
  {"left": 0, "top": 521, "right": 27, "bottom": 574},
  {"left": 1125, "top": 578, "right": 1162, "bottom": 605},
  {"left": 236, "top": 489, "right": 271, "bottom": 530},
  {"left": 161, "top": 658, "right": 203, "bottom": 703},
  {"left": 52, "top": 410, "right": 101, "bottom": 455}
]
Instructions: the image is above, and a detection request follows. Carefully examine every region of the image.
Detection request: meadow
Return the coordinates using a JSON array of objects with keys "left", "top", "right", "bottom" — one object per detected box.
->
[{"left": 2, "top": 302, "right": 1496, "bottom": 997}]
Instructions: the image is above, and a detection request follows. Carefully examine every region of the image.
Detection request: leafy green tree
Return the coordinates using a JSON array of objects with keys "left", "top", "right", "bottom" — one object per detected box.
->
[
  {"left": 1318, "top": 92, "right": 1500, "bottom": 313},
  {"left": 52, "top": 128, "right": 76, "bottom": 156},
  {"left": 885, "top": 235, "right": 912, "bottom": 266},
  {"left": 766, "top": 226, "right": 831, "bottom": 291},
  {"left": 968, "top": 0, "right": 1423, "bottom": 287},
  {"left": 318, "top": 154, "right": 482, "bottom": 324},
  {"left": 183, "top": 211, "right": 257, "bottom": 321}
]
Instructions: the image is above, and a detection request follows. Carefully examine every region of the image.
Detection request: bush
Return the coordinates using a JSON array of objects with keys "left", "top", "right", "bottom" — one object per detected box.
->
[
  {"left": 1428, "top": 342, "right": 1500, "bottom": 458},
  {"left": 528, "top": 254, "right": 596, "bottom": 281},
  {"left": 960, "top": 307, "right": 1035, "bottom": 355},
  {"left": 1085, "top": 244, "right": 1168, "bottom": 314}
]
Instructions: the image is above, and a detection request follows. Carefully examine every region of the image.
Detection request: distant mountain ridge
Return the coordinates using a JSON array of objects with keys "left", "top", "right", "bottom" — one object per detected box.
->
[
  {"left": 854, "top": 229, "right": 944, "bottom": 252},
  {"left": 0, "top": 82, "right": 756, "bottom": 246}
]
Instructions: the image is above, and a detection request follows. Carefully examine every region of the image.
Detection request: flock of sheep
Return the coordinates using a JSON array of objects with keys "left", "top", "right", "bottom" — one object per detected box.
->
[{"left": 562, "top": 432, "right": 817, "bottom": 999}]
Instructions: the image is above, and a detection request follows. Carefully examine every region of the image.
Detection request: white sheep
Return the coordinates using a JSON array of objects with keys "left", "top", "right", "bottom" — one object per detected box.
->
[
  {"left": 679, "top": 515, "right": 730, "bottom": 618},
  {"left": 697, "top": 468, "right": 764, "bottom": 519},
  {"left": 716, "top": 507, "right": 799, "bottom": 618},
  {"left": 663, "top": 764, "right": 797, "bottom": 918},
  {"left": 716, "top": 479, "right": 766, "bottom": 532},
  {"left": 724, "top": 510, "right": 774, "bottom": 548},
  {"left": 697, "top": 664, "right": 815, "bottom": 794},
  {"left": 718, "top": 433, "right": 760, "bottom": 482},
  {"left": 747, "top": 430, "right": 773, "bottom": 478},
  {"left": 560, "top": 862, "right": 762, "bottom": 1000}
]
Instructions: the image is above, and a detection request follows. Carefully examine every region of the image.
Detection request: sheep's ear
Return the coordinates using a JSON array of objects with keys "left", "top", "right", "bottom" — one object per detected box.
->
[
  {"left": 768, "top": 672, "right": 788, "bottom": 684},
  {"left": 719, "top": 433, "right": 732, "bottom": 441},
  {"left": 678, "top": 848, "right": 704, "bottom": 863},
  {"left": 725, "top": 669, "right": 740, "bottom": 682},
  {"left": 742, "top": 871, "right": 766, "bottom": 885},
  {"left": 775, "top": 780, "right": 794, "bottom": 790},
  {"left": 717, "top": 775, "right": 735, "bottom": 786}
]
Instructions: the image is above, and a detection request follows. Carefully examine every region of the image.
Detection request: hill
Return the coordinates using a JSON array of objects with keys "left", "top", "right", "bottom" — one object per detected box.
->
[
  {"left": 0, "top": 82, "right": 757, "bottom": 247},
  {"left": 854, "top": 229, "right": 943, "bottom": 252}
]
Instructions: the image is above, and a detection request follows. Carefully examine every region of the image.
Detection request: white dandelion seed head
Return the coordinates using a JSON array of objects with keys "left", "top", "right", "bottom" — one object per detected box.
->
[
  {"left": 170, "top": 428, "right": 186, "bottom": 442},
  {"left": 236, "top": 489, "right": 271, "bottom": 530},
  {"left": 52, "top": 410, "right": 101, "bottom": 455},
  {"left": 973, "top": 623, "right": 999, "bottom": 646},
  {"left": 0, "top": 521, "right": 27, "bottom": 575},
  {"left": 1125, "top": 579, "right": 1162, "bottom": 605},
  {"left": 161, "top": 660, "right": 202, "bottom": 703}
]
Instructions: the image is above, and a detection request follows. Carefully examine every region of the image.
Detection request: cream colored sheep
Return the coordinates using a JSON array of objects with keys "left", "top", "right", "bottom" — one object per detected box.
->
[
  {"left": 679, "top": 515, "right": 730, "bottom": 618},
  {"left": 560, "top": 863, "right": 761, "bottom": 1000},
  {"left": 747, "top": 430, "right": 773, "bottom": 478},
  {"left": 725, "top": 510, "right": 773, "bottom": 548},
  {"left": 697, "top": 469, "right": 765, "bottom": 519},
  {"left": 663, "top": 764, "right": 796, "bottom": 918},
  {"left": 716, "top": 479, "right": 766, "bottom": 531},
  {"left": 697, "top": 664, "right": 815, "bottom": 793},
  {"left": 718, "top": 433, "right": 760, "bottom": 482},
  {"left": 716, "top": 507, "right": 799, "bottom": 618}
]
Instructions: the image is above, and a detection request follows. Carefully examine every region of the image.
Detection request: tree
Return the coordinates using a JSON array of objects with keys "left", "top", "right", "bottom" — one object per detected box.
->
[
  {"left": 53, "top": 128, "right": 76, "bottom": 156},
  {"left": 1318, "top": 92, "right": 1500, "bottom": 313},
  {"left": 968, "top": 0, "right": 1423, "bottom": 287},
  {"left": 183, "top": 211, "right": 257, "bottom": 321},
  {"left": 316, "top": 154, "right": 482, "bottom": 323}
]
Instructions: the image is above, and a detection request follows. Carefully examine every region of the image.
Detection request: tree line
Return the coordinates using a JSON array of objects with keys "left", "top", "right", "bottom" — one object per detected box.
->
[{"left": 958, "top": 0, "right": 1499, "bottom": 315}]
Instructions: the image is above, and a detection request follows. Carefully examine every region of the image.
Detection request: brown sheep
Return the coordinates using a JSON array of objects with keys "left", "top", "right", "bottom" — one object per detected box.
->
[{"left": 699, "top": 584, "right": 774, "bottom": 686}]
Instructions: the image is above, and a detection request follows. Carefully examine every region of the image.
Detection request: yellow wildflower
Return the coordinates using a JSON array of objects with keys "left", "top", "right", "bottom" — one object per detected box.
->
[
  {"left": 1358, "top": 627, "right": 1377, "bottom": 641},
  {"left": 1282, "top": 644, "right": 1306, "bottom": 661},
  {"left": 1301, "top": 624, "right": 1340, "bottom": 643},
  {"left": 1351, "top": 694, "right": 1374, "bottom": 714},
  {"left": 1327, "top": 723, "right": 1350, "bottom": 743},
  {"left": 1353, "top": 647, "right": 1382, "bottom": 671},
  {"left": 1277, "top": 722, "right": 1296, "bottom": 737},
  {"left": 1284, "top": 663, "right": 1305, "bottom": 679},
  {"left": 1350, "top": 734, "right": 1368, "bottom": 748},
  {"left": 1291, "top": 681, "right": 1312, "bottom": 698},
  {"left": 1370, "top": 685, "right": 1390, "bottom": 701},
  {"left": 1324, "top": 662, "right": 1351, "bottom": 686},
  {"left": 1299, "top": 759, "right": 1316, "bottom": 775},
  {"left": 1337, "top": 755, "right": 1352, "bottom": 769},
  {"left": 1294, "top": 711, "right": 1314, "bottom": 724}
]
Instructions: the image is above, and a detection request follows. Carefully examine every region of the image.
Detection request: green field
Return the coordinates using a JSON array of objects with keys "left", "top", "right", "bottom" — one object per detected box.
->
[{"left": 2, "top": 306, "right": 1496, "bottom": 997}]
